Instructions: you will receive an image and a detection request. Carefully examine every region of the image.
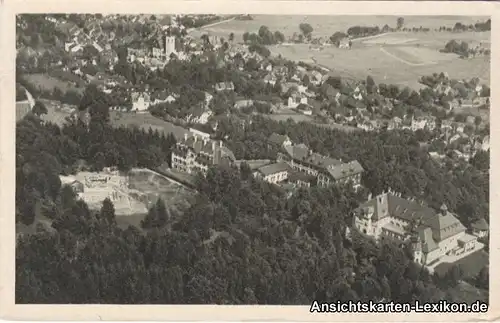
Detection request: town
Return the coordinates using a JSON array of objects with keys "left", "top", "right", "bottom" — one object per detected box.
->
[{"left": 15, "top": 14, "right": 490, "bottom": 306}]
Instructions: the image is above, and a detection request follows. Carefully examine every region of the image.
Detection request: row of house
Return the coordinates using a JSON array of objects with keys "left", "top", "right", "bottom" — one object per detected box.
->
[{"left": 250, "top": 134, "right": 364, "bottom": 190}]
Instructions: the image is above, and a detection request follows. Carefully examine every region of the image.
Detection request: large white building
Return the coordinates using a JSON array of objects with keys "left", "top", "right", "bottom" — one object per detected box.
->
[
  {"left": 171, "top": 134, "right": 235, "bottom": 175},
  {"left": 352, "top": 190, "right": 482, "bottom": 266}
]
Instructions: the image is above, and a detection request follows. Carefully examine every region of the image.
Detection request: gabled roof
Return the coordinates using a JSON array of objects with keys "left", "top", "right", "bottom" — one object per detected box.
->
[
  {"left": 327, "top": 160, "right": 364, "bottom": 180},
  {"left": 422, "top": 204, "right": 466, "bottom": 242}
]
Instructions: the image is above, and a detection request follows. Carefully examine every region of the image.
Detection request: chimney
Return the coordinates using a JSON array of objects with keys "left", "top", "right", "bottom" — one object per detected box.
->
[
  {"left": 219, "top": 141, "right": 223, "bottom": 148},
  {"left": 184, "top": 133, "right": 188, "bottom": 141},
  {"left": 194, "top": 136, "right": 198, "bottom": 142}
]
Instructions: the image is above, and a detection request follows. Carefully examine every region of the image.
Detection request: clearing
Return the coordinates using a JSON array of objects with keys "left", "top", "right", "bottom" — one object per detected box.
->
[{"left": 110, "top": 111, "right": 191, "bottom": 141}]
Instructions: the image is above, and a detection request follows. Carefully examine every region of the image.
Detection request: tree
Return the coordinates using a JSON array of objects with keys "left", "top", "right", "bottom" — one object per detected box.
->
[
  {"left": 397, "top": 17, "right": 405, "bottom": 30},
  {"left": 32, "top": 100, "right": 48, "bottom": 116},
  {"left": 299, "top": 23, "right": 313, "bottom": 38},
  {"left": 100, "top": 197, "right": 116, "bottom": 226},
  {"left": 228, "top": 32, "right": 234, "bottom": 42},
  {"left": 366, "top": 76, "right": 376, "bottom": 94}
]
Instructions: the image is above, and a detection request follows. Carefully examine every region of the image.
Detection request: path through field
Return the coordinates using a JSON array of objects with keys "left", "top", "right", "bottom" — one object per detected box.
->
[{"left": 379, "top": 46, "right": 436, "bottom": 66}]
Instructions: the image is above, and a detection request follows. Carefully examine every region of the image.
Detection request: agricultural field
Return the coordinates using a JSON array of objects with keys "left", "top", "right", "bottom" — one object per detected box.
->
[
  {"left": 110, "top": 111, "right": 191, "bottom": 141},
  {"left": 192, "top": 15, "right": 487, "bottom": 42},
  {"left": 271, "top": 32, "right": 490, "bottom": 90}
]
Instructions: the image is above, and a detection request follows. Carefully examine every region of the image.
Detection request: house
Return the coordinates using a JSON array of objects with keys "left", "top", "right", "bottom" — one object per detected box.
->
[
  {"left": 441, "top": 120, "right": 454, "bottom": 131},
  {"left": 268, "top": 133, "right": 292, "bottom": 148},
  {"left": 253, "top": 162, "right": 292, "bottom": 184},
  {"left": 171, "top": 134, "right": 235, "bottom": 175},
  {"left": 338, "top": 38, "right": 351, "bottom": 49},
  {"left": 260, "top": 60, "right": 273, "bottom": 72},
  {"left": 411, "top": 116, "right": 436, "bottom": 131},
  {"left": 288, "top": 93, "right": 308, "bottom": 109},
  {"left": 277, "top": 144, "right": 364, "bottom": 189},
  {"left": 59, "top": 175, "right": 85, "bottom": 194},
  {"left": 204, "top": 92, "right": 214, "bottom": 108},
  {"left": 309, "top": 70, "right": 323, "bottom": 86},
  {"left": 352, "top": 191, "right": 482, "bottom": 266},
  {"left": 131, "top": 92, "right": 151, "bottom": 112},
  {"left": 214, "top": 82, "right": 235, "bottom": 92},
  {"left": 471, "top": 218, "right": 489, "bottom": 238},
  {"left": 234, "top": 99, "right": 254, "bottom": 109},
  {"left": 272, "top": 65, "right": 289, "bottom": 77},
  {"left": 187, "top": 109, "right": 213, "bottom": 125},
  {"left": 263, "top": 74, "right": 277, "bottom": 86},
  {"left": 387, "top": 117, "right": 403, "bottom": 130}
]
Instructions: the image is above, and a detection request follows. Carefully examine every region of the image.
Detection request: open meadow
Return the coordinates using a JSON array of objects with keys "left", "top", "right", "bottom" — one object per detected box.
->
[
  {"left": 110, "top": 111, "right": 191, "bottom": 141},
  {"left": 270, "top": 31, "right": 490, "bottom": 90}
]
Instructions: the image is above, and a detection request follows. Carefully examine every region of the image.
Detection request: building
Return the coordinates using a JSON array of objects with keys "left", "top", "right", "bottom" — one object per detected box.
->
[
  {"left": 131, "top": 92, "right": 151, "bottom": 112},
  {"left": 214, "top": 82, "right": 235, "bottom": 92},
  {"left": 59, "top": 175, "right": 85, "bottom": 194},
  {"left": 171, "top": 134, "right": 236, "bottom": 175},
  {"left": 338, "top": 38, "right": 351, "bottom": 49},
  {"left": 165, "top": 35, "right": 177, "bottom": 57},
  {"left": 253, "top": 162, "right": 292, "bottom": 184},
  {"left": 471, "top": 218, "right": 489, "bottom": 238},
  {"left": 288, "top": 94, "right": 308, "bottom": 109},
  {"left": 277, "top": 144, "right": 364, "bottom": 188},
  {"left": 352, "top": 191, "right": 482, "bottom": 266}
]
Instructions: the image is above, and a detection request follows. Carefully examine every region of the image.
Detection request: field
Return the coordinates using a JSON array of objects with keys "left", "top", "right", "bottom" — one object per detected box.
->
[
  {"left": 24, "top": 73, "right": 84, "bottom": 95},
  {"left": 195, "top": 15, "right": 490, "bottom": 90},
  {"left": 271, "top": 33, "right": 490, "bottom": 89},
  {"left": 110, "top": 111, "right": 190, "bottom": 141},
  {"left": 434, "top": 250, "right": 489, "bottom": 279},
  {"left": 192, "top": 15, "right": 487, "bottom": 42},
  {"left": 128, "top": 168, "right": 195, "bottom": 216}
]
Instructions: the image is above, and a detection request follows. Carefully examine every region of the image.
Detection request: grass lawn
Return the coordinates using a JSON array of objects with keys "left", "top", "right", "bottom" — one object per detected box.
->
[
  {"left": 434, "top": 250, "right": 489, "bottom": 278},
  {"left": 110, "top": 111, "right": 190, "bottom": 141}
]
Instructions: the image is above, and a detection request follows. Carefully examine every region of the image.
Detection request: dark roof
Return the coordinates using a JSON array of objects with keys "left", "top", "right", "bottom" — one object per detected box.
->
[
  {"left": 284, "top": 144, "right": 341, "bottom": 170},
  {"left": 471, "top": 218, "right": 489, "bottom": 231},
  {"left": 288, "top": 171, "right": 316, "bottom": 183},
  {"left": 424, "top": 205, "right": 466, "bottom": 241},
  {"left": 328, "top": 160, "right": 364, "bottom": 180},
  {"left": 256, "top": 162, "right": 291, "bottom": 176}
]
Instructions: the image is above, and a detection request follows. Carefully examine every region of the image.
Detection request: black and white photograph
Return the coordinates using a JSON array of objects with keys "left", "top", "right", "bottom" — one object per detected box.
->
[{"left": 1, "top": 0, "right": 497, "bottom": 321}]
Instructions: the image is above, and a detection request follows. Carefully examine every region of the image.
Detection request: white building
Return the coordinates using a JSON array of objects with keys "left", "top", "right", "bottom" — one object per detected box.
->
[{"left": 352, "top": 190, "right": 482, "bottom": 266}]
